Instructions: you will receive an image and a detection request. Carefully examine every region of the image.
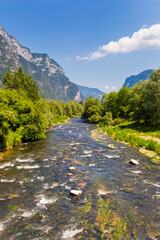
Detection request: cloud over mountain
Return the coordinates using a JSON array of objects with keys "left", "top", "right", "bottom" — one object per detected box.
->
[{"left": 77, "top": 23, "right": 160, "bottom": 60}]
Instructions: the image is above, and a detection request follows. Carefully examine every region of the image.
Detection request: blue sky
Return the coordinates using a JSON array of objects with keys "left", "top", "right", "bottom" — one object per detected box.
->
[{"left": 0, "top": 0, "right": 160, "bottom": 92}]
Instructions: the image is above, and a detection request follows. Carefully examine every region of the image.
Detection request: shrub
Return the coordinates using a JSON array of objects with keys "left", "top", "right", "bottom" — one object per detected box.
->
[
  {"left": 113, "top": 118, "right": 123, "bottom": 125},
  {"left": 89, "top": 113, "right": 101, "bottom": 124},
  {"left": 100, "top": 112, "right": 113, "bottom": 126}
]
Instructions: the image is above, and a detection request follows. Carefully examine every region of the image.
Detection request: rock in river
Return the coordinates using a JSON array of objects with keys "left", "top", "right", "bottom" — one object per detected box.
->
[
  {"left": 107, "top": 144, "right": 116, "bottom": 149},
  {"left": 70, "top": 190, "right": 83, "bottom": 196},
  {"left": 67, "top": 173, "right": 73, "bottom": 177},
  {"left": 129, "top": 159, "right": 139, "bottom": 165},
  {"left": 69, "top": 167, "right": 76, "bottom": 171}
]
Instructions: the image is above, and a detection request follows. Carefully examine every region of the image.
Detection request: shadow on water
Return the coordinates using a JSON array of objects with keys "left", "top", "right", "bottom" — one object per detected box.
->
[{"left": 0, "top": 118, "right": 159, "bottom": 239}]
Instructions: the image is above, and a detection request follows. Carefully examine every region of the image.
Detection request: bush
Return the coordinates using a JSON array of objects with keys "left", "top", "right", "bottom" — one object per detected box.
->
[
  {"left": 113, "top": 118, "right": 123, "bottom": 125},
  {"left": 100, "top": 112, "right": 113, "bottom": 126},
  {"left": 89, "top": 113, "right": 101, "bottom": 124}
]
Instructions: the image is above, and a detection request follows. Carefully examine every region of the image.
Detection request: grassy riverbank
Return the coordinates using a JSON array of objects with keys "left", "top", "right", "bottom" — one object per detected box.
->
[
  {"left": 51, "top": 115, "right": 69, "bottom": 125},
  {"left": 100, "top": 121, "right": 160, "bottom": 164}
]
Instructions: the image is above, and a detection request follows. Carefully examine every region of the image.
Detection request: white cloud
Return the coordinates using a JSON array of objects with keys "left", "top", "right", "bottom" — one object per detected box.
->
[
  {"left": 77, "top": 23, "right": 160, "bottom": 60},
  {"left": 105, "top": 85, "right": 109, "bottom": 90},
  {"left": 142, "top": 25, "right": 147, "bottom": 28},
  {"left": 111, "top": 86, "right": 117, "bottom": 91},
  {"left": 65, "top": 58, "right": 70, "bottom": 61},
  {"left": 76, "top": 56, "right": 89, "bottom": 61}
]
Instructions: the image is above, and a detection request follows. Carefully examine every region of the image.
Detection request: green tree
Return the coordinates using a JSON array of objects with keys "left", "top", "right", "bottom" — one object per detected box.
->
[
  {"left": 65, "top": 102, "right": 73, "bottom": 117},
  {"left": 82, "top": 96, "right": 102, "bottom": 120},
  {"left": 100, "top": 112, "right": 113, "bottom": 126},
  {"left": 143, "top": 69, "right": 160, "bottom": 124},
  {"left": 130, "top": 80, "right": 147, "bottom": 122},
  {"left": 102, "top": 92, "right": 118, "bottom": 119},
  {"left": 3, "top": 67, "right": 40, "bottom": 102},
  {"left": 117, "top": 87, "right": 131, "bottom": 119}
]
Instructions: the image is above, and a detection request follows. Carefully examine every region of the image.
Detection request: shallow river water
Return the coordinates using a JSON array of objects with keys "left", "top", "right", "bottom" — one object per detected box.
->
[{"left": 0, "top": 118, "right": 159, "bottom": 239}]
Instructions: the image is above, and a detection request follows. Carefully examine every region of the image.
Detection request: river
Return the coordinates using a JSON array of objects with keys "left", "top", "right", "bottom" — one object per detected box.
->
[{"left": 0, "top": 118, "right": 159, "bottom": 239}]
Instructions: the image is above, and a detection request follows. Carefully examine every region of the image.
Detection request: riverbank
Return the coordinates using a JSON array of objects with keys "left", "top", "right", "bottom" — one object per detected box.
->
[
  {"left": 0, "top": 115, "right": 69, "bottom": 159},
  {"left": 99, "top": 121, "right": 160, "bottom": 164}
]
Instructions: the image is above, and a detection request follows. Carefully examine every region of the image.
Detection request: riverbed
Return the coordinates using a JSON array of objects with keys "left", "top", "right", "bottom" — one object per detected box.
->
[{"left": 0, "top": 118, "right": 159, "bottom": 239}]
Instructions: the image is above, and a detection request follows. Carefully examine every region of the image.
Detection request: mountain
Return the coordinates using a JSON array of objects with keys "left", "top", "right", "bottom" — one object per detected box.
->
[
  {"left": 78, "top": 85, "right": 105, "bottom": 100},
  {"left": 0, "top": 24, "right": 81, "bottom": 102},
  {"left": 123, "top": 69, "right": 153, "bottom": 88}
]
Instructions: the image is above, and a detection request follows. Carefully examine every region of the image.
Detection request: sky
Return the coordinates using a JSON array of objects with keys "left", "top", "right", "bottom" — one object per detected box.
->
[{"left": 0, "top": 0, "right": 160, "bottom": 92}]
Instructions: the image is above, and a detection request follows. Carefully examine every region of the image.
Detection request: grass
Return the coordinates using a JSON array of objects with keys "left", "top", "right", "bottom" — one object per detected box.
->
[
  {"left": 52, "top": 115, "right": 69, "bottom": 125},
  {"left": 79, "top": 197, "right": 133, "bottom": 239},
  {"left": 101, "top": 121, "right": 160, "bottom": 164}
]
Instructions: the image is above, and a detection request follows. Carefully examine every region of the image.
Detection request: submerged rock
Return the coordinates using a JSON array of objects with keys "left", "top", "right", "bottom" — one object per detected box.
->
[
  {"left": 129, "top": 159, "right": 139, "bottom": 165},
  {"left": 98, "top": 189, "right": 107, "bottom": 195},
  {"left": 67, "top": 173, "right": 73, "bottom": 177},
  {"left": 107, "top": 144, "right": 116, "bottom": 149},
  {"left": 62, "top": 227, "right": 83, "bottom": 239},
  {"left": 70, "top": 190, "right": 83, "bottom": 196}
]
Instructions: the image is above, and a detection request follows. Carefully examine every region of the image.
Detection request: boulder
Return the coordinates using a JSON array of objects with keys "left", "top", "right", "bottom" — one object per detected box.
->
[
  {"left": 69, "top": 167, "right": 75, "bottom": 171},
  {"left": 70, "top": 190, "right": 83, "bottom": 196},
  {"left": 129, "top": 159, "right": 139, "bottom": 165}
]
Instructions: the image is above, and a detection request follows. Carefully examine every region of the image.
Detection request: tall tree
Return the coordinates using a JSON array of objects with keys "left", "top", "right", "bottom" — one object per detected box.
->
[{"left": 3, "top": 67, "right": 40, "bottom": 102}]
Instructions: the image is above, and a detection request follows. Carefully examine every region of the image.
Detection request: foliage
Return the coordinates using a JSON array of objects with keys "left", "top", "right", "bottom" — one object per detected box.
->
[
  {"left": 102, "top": 92, "right": 119, "bottom": 119},
  {"left": 130, "top": 69, "right": 160, "bottom": 125},
  {"left": 0, "top": 67, "right": 83, "bottom": 151},
  {"left": 82, "top": 68, "right": 160, "bottom": 127},
  {"left": 113, "top": 118, "right": 123, "bottom": 126},
  {"left": 78, "top": 197, "right": 130, "bottom": 239},
  {"left": 102, "top": 121, "right": 160, "bottom": 158},
  {"left": 100, "top": 112, "right": 113, "bottom": 126},
  {"left": 89, "top": 112, "right": 101, "bottom": 124},
  {"left": 82, "top": 96, "right": 102, "bottom": 120},
  {"left": 117, "top": 87, "right": 131, "bottom": 119},
  {"left": 96, "top": 198, "right": 128, "bottom": 240},
  {"left": 3, "top": 67, "right": 41, "bottom": 102}
]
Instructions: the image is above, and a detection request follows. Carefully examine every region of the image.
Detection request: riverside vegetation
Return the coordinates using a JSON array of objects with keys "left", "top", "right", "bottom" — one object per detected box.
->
[
  {"left": 0, "top": 67, "right": 83, "bottom": 152},
  {"left": 0, "top": 68, "right": 159, "bottom": 239},
  {"left": 82, "top": 68, "right": 160, "bottom": 163}
]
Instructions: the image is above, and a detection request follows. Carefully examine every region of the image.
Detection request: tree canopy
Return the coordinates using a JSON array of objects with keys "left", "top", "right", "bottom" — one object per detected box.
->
[
  {"left": 82, "top": 68, "right": 160, "bottom": 126},
  {"left": 0, "top": 67, "right": 83, "bottom": 151}
]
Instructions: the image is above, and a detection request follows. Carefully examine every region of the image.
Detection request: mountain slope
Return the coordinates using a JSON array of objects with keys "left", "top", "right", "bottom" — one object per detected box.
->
[
  {"left": 123, "top": 69, "right": 153, "bottom": 88},
  {"left": 0, "top": 24, "right": 81, "bottom": 102},
  {"left": 78, "top": 85, "right": 105, "bottom": 100}
]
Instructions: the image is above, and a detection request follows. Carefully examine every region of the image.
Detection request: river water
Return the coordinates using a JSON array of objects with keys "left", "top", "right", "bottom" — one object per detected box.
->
[{"left": 0, "top": 118, "right": 159, "bottom": 239}]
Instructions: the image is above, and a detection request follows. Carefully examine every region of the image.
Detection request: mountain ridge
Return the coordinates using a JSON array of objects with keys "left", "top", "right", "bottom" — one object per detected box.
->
[
  {"left": 123, "top": 69, "right": 153, "bottom": 88},
  {"left": 0, "top": 24, "right": 81, "bottom": 102}
]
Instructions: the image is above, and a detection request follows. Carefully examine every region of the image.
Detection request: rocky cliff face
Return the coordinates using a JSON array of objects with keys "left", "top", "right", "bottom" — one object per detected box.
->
[
  {"left": 123, "top": 69, "right": 153, "bottom": 88},
  {"left": 0, "top": 25, "right": 81, "bottom": 102}
]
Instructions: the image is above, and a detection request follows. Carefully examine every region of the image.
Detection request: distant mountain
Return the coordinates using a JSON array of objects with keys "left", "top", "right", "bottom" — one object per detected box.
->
[
  {"left": 123, "top": 69, "right": 153, "bottom": 88},
  {"left": 78, "top": 85, "right": 105, "bottom": 100},
  {"left": 0, "top": 24, "right": 81, "bottom": 102}
]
